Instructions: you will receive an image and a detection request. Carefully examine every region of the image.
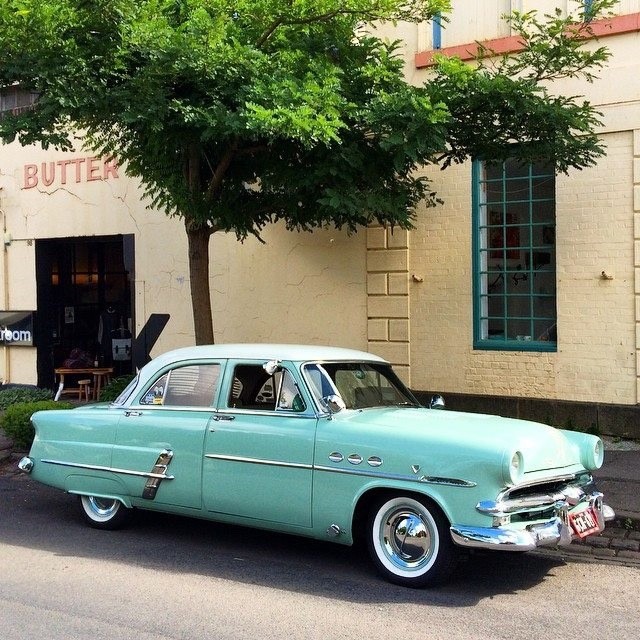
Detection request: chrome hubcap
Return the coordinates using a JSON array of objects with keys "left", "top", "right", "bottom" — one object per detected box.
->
[
  {"left": 382, "top": 508, "right": 433, "bottom": 569},
  {"left": 88, "top": 496, "right": 119, "bottom": 517}
]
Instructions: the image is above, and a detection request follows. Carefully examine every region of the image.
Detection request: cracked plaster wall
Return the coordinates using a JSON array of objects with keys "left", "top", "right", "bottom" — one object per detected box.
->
[{"left": 0, "top": 142, "right": 367, "bottom": 384}]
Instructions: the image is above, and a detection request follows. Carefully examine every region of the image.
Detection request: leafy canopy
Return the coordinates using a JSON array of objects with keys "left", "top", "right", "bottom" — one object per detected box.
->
[
  {"left": 0, "top": 0, "right": 613, "bottom": 239},
  {"left": 0, "top": 0, "right": 454, "bottom": 239}
]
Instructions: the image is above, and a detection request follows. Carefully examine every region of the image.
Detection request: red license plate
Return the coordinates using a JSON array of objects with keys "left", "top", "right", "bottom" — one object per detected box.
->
[{"left": 569, "top": 507, "right": 600, "bottom": 538}]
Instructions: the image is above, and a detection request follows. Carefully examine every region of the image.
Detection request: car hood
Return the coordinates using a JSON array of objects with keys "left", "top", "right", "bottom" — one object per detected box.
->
[{"left": 331, "top": 407, "right": 591, "bottom": 475}]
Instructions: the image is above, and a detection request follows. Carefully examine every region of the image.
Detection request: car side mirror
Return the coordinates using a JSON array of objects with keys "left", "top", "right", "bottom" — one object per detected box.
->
[
  {"left": 430, "top": 394, "right": 445, "bottom": 410},
  {"left": 324, "top": 394, "right": 346, "bottom": 414}
]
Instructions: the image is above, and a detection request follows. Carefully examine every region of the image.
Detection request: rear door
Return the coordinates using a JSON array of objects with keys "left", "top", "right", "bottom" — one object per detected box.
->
[{"left": 112, "top": 360, "right": 224, "bottom": 510}]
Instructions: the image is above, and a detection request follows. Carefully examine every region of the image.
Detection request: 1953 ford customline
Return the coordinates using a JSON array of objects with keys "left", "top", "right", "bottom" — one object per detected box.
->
[{"left": 19, "top": 344, "right": 614, "bottom": 587}]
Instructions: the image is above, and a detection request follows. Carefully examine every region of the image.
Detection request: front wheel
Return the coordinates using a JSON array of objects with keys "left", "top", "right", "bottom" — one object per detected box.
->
[
  {"left": 367, "top": 495, "right": 455, "bottom": 588},
  {"left": 78, "top": 495, "right": 131, "bottom": 530}
]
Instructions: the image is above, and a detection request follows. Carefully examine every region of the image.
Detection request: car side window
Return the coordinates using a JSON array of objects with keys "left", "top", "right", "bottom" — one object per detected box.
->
[
  {"left": 140, "top": 364, "right": 221, "bottom": 407},
  {"left": 228, "top": 364, "right": 305, "bottom": 412}
]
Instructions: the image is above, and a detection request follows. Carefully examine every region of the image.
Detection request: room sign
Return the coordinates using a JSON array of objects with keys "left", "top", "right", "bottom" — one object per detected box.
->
[{"left": 0, "top": 311, "right": 34, "bottom": 346}]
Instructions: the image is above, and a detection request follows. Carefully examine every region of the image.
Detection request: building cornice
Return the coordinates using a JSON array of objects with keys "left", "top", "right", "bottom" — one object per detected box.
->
[{"left": 415, "top": 12, "right": 640, "bottom": 69}]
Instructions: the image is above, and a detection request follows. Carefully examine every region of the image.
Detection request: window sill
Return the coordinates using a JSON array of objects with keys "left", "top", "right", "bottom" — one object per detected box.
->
[{"left": 474, "top": 340, "right": 557, "bottom": 353}]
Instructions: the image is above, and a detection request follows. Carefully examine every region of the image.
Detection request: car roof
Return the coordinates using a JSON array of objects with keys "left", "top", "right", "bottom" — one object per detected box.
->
[{"left": 145, "top": 343, "right": 387, "bottom": 372}]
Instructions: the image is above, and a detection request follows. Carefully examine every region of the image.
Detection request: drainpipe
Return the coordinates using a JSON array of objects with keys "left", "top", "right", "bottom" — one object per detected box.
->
[{"left": 0, "top": 187, "right": 9, "bottom": 382}]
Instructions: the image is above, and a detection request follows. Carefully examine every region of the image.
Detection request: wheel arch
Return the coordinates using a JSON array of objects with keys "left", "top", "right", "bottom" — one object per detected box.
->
[{"left": 65, "top": 474, "right": 133, "bottom": 508}]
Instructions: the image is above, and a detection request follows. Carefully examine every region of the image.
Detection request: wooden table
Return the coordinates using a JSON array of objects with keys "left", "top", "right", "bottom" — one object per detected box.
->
[{"left": 54, "top": 367, "right": 114, "bottom": 402}]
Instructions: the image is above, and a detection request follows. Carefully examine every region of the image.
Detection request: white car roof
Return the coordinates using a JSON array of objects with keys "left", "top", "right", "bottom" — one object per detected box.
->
[{"left": 144, "top": 343, "right": 387, "bottom": 374}]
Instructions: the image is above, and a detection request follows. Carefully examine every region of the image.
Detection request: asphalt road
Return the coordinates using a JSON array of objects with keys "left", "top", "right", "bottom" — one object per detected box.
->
[{"left": 1, "top": 475, "right": 638, "bottom": 640}]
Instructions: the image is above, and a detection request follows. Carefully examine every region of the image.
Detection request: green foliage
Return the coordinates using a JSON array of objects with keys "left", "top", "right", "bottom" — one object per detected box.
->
[
  {"left": 0, "top": 0, "right": 614, "bottom": 342},
  {"left": 99, "top": 374, "right": 136, "bottom": 403},
  {"left": 0, "top": 387, "right": 53, "bottom": 410},
  {"left": 1, "top": 400, "right": 73, "bottom": 450}
]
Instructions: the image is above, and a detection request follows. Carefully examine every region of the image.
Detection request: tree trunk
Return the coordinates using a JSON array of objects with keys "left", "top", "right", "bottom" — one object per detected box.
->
[{"left": 186, "top": 223, "right": 215, "bottom": 345}]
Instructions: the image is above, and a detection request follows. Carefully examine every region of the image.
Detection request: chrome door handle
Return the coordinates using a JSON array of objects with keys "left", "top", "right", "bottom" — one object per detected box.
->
[
  {"left": 213, "top": 414, "right": 235, "bottom": 422},
  {"left": 124, "top": 410, "right": 142, "bottom": 417}
]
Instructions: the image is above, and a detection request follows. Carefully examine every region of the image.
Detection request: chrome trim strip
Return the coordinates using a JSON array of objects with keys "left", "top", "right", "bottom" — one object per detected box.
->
[
  {"left": 142, "top": 449, "right": 174, "bottom": 500},
  {"left": 205, "top": 454, "right": 313, "bottom": 470},
  {"left": 498, "top": 473, "right": 580, "bottom": 501},
  {"left": 40, "top": 459, "right": 175, "bottom": 480},
  {"left": 314, "top": 464, "right": 476, "bottom": 487},
  {"left": 203, "top": 455, "right": 475, "bottom": 486}
]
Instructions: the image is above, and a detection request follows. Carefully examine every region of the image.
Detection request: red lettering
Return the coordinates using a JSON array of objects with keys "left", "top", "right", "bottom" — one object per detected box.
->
[
  {"left": 24, "top": 164, "right": 38, "bottom": 189},
  {"left": 71, "top": 158, "right": 85, "bottom": 183},
  {"left": 23, "top": 156, "right": 119, "bottom": 188},
  {"left": 103, "top": 158, "right": 119, "bottom": 180},
  {"left": 56, "top": 159, "right": 72, "bottom": 185},
  {"left": 87, "top": 157, "right": 101, "bottom": 181},
  {"left": 41, "top": 162, "right": 55, "bottom": 187}
]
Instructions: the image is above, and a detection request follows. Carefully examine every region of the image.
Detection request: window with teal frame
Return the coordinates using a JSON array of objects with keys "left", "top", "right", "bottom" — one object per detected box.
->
[{"left": 472, "top": 158, "right": 557, "bottom": 351}]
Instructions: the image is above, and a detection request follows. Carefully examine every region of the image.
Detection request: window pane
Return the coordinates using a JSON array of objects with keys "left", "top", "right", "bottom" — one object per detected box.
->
[
  {"left": 475, "top": 158, "right": 556, "bottom": 350},
  {"left": 140, "top": 364, "right": 221, "bottom": 407}
]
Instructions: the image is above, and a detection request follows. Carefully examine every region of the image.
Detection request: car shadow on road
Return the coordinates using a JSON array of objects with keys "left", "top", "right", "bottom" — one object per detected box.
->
[{"left": 1, "top": 477, "right": 565, "bottom": 606}]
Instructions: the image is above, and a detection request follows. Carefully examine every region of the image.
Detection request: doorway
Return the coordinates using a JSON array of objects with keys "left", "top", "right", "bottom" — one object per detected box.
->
[{"left": 35, "top": 235, "right": 135, "bottom": 389}]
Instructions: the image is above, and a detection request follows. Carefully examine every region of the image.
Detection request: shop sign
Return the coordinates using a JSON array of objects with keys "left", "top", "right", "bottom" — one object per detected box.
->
[
  {"left": 0, "top": 311, "right": 34, "bottom": 346},
  {"left": 23, "top": 156, "right": 119, "bottom": 190}
]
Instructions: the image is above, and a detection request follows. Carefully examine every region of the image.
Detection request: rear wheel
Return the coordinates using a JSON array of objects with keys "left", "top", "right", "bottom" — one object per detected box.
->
[
  {"left": 367, "top": 495, "right": 455, "bottom": 588},
  {"left": 78, "top": 495, "right": 130, "bottom": 530}
]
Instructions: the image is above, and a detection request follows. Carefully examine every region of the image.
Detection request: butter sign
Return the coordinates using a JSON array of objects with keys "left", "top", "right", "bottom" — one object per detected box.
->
[{"left": 0, "top": 312, "right": 34, "bottom": 346}]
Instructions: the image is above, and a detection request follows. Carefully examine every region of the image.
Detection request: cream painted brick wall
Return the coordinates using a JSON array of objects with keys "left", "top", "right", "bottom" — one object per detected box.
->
[{"left": 409, "top": 132, "right": 636, "bottom": 405}]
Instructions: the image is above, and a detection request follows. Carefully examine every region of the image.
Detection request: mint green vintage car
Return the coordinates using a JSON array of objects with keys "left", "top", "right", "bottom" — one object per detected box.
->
[{"left": 20, "top": 344, "right": 614, "bottom": 587}]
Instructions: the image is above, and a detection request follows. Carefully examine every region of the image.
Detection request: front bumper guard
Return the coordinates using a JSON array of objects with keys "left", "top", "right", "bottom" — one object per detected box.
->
[{"left": 450, "top": 490, "right": 615, "bottom": 552}]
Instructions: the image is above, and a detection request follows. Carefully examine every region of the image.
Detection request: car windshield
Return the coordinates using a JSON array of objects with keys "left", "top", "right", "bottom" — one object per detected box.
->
[{"left": 303, "top": 362, "right": 420, "bottom": 410}]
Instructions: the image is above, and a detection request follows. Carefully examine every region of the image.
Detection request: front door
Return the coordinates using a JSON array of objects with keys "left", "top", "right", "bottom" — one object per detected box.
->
[{"left": 202, "top": 361, "right": 316, "bottom": 527}]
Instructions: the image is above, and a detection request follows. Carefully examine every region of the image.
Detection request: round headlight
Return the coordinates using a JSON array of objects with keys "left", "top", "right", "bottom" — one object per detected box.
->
[
  {"left": 503, "top": 450, "right": 524, "bottom": 486},
  {"left": 581, "top": 437, "right": 604, "bottom": 471}
]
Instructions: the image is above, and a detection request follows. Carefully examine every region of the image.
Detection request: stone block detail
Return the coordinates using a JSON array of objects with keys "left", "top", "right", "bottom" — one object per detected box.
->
[
  {"left": 387, "top": 228, "right": 409, "bottom": 249},
  {"left": 368, "top": 319, "right": 389, "bottom": 341},
  {"left": 388, "top": 273, "right": 409, "bottom": 295},
  {"left": 367, "top": 224, "right": 410, "bottom": 380},
  {"left": 367, "top": 295, "right": 409, "bottom": 319},
  {"left": 368, "top": 341, "right": 410, "bottom": 365},
  {"left": 367, "top": 226, "right": 387, "bottom": 250},
  {"left": 367, "top": 273, "right": 387, "bottom": 295},
  {"left": 367, "top": 248, "right": 409, "bottom": 273},
  {"left": 389, "top": 319, "right": 409, "bottom": 342}
]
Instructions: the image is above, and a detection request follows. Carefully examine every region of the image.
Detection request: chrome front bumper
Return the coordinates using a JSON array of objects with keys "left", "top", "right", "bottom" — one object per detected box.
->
[{"left": 450, "top": 488, "right": 615, "bottom": 552}]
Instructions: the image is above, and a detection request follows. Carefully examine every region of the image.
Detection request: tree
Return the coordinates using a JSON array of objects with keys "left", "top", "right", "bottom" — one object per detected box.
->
[{"left": 0, "top": 0, "right": 613, "bottom": 344}]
